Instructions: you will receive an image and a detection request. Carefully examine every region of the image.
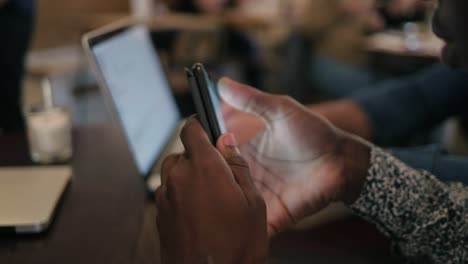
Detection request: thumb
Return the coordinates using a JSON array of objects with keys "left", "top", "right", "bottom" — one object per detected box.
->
[
  {"left": 218, "top": 77, "right": 284, "bottom": 123},
  {"left": 217, "top": 133, "right": 257, "bottom": 202},
  {"left": 217, "top": 132, "right": 242, "bottom": 159}
]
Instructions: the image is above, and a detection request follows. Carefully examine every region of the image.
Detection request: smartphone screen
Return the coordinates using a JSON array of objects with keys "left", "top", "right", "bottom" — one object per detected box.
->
[{"left": 205, "top": 72, "right": 226, "bottom": 134}]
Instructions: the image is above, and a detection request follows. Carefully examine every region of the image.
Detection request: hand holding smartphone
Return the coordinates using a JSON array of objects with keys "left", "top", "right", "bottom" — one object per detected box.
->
[{"left": 186, "top": 63, "right": 226, "bottom": 145}]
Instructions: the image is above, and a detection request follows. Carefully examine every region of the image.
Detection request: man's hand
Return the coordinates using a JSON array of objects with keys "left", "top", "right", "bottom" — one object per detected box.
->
[
  {"left": 156, "top": 117, "right": 268, "bottom": 264},
  {"left": 222, "top": 102, "right": 265, "bottom": 144},
  {"left": 219, "top": 78, "right": 370, "bottom": 237}
]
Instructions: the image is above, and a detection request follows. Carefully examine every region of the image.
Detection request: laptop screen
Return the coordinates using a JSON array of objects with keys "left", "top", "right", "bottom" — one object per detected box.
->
[{"left": 91, "top": 26, "right": 180, "bottom": 176}]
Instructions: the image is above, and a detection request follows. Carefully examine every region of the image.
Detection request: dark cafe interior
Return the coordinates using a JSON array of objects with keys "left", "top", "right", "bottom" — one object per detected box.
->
[{"left": 1, "top": 0, "right": 467, "bottom": 263}]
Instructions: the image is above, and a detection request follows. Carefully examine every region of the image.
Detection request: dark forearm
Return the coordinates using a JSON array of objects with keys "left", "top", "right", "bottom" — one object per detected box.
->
[
  {"left": 311, "top": 65, "right": 468, "bottom": 147},
  {"left": 352, "top": 64, "right": 468, "bottom": 146}
]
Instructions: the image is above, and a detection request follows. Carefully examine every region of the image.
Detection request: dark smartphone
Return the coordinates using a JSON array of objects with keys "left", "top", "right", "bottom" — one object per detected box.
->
[{"left": 186, "top": 63, "right": 226, "bottom": 145}]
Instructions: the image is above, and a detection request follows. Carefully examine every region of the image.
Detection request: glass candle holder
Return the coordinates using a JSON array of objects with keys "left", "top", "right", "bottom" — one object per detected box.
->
[{"left": 26, "top": 107, "right": 72, "bottom": 164}]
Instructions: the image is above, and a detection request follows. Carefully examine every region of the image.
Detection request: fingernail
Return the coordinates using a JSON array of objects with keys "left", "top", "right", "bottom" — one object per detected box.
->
[
  {"left": 217, "top": 80, "right": 228, "bottom": 96},
  {"left": 223, "top": 133, "right": 238, "bottom": 147}
]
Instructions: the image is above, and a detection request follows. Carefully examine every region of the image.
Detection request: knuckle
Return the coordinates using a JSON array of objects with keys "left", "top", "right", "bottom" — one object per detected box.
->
[
  {"left": 227, "top": 155, "right": 249, "bottom": 169},
  {"left": 164, "top": 164, "right": 189, "bottom": 190},
  {"left": 197, "top": 157, "right": 216, "bottom": 172},
  {"left": 181, "top": 116, "right": 199, "bottom": 137},
  {"left": 275, "top": 95, "right": 299, "bottom": 116},
  {"left": 192, "top": 147, "right": 215, "bottom": 162},
  {"left": 276, "top": 95, "right": 294, "bottom": 105},
  {"left": 161, "top": 154, "right": 182, "bottom": 178},
  {"left": 245, "top": 93, "right": 265, "bottom": 112},
  {"left": 167, "top": 167, "right": 185, "bottom": 184},
  {"left": 162, "top": 154, "right": 178, "bottom": 168}
]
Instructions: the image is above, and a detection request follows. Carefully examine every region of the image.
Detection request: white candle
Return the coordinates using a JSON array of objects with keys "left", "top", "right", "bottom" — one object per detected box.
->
[{"left": 27, "top": 109, "right": 72, "bottom": 163}]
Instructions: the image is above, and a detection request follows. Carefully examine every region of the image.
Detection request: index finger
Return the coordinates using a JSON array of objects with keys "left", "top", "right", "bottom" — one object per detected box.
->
[{"left": 180, "top": 116, "right": 218, "bottom": 159}]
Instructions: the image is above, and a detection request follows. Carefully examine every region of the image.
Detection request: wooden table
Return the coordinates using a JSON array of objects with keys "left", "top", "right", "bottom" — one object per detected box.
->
[{"left": 0, "top": 125, "right": 394, "bottom": 264}]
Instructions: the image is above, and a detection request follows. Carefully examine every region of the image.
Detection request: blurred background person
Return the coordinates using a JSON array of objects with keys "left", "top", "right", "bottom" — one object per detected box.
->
[
  {"left": 281, "top": 0, "right": 384, "bottom": 103},
  {"left": 271, "top": 0, "right": 468, "bottom": 151},
  {"left": 0, "top": 0, "right": 35, "bottom": 134},
  {"left": 281, "top": 0, "right": 436, "bottom": 102},
  {"left": 154, "top": 0, "right": 261, "bottom": 117},
  {"left": 312, "top": 64, "right": 468, "bottom": 147}
]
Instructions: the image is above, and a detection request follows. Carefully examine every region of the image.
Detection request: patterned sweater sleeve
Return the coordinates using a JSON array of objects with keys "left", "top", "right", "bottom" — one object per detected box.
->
[{"left": 350, "top": 147, "right": 468, "bottom": 263}]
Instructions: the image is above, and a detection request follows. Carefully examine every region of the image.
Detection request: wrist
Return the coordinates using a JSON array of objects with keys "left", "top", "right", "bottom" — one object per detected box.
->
[{"left": 335, "top": 132, "right": 371, "bottom": 205}]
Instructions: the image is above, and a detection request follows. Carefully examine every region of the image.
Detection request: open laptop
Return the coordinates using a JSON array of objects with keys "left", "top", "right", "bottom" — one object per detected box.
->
[{"left": 82, "top": 21, "right": 184, "bottom": 192}]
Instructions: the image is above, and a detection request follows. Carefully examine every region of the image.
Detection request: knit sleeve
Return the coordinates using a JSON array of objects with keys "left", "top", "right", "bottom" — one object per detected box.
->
[{"left": 351, "top": 147, "right": 468, "bottom": 263}]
